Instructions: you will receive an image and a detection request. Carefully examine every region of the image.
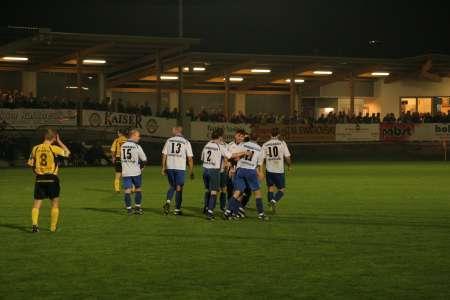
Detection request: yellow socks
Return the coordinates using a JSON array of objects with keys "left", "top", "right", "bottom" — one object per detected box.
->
[
  {"left": 31, "top": 208, "right": 39, "bottom": 226},
  {"left": 50, "top": 207, "right": 59, "bottom": 232},
  {"left": 114, "top": 178, "right": 120, "bottom": 192}
]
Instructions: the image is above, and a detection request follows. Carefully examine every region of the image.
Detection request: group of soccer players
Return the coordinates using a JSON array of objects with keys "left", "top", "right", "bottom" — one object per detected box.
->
[{"left": 28, "top": 125, "right": 291, "bottom": 232}]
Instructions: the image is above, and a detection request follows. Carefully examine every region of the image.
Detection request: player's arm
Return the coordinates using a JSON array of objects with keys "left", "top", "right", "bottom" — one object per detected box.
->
[
  {"left": 257, "top": 151, "right": 265, "bottom": 181},
  {"left": 55, "top": 134, "right": 70, "bottom": 157},
  {"left": 138, "top": 146, "right": 148, "bottom": 170},
  {"left": 110, "top": 140, "right": 117, "bottom": 164},
  {"left": 27, "top": 146, "right": 37, "bottom": 168},
  {"left": 161, "top": 141, "right": 168, "bottom": 175},
  {"left": 283, "top": 141, "right": 292, "bottom": 172},
  {"left": 187, "top": 142, "right": 194, "bottom": 180}
]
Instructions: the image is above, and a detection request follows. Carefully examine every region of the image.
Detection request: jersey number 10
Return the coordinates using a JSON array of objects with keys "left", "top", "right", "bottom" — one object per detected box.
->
[{"left": 267, "top": 146, "right": 279, "bottom": 158}]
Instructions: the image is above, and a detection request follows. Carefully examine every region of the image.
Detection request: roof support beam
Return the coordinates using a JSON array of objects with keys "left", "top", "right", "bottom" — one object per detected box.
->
[
  {"left": 238, "top": 64, "right": 320, "bottom": 91},
  {"left": 29, "top": 42, "right": 115, "bottom": 71},
  {"left": 184, "top": 60, "right": 256, "bottom": 86},
  {"left": 108, "top": 46, "right": 188, "bottom": 75},
  {"left": 107, "top": 54, "right": 191, "bottom": 88},
  {"left": 0, "top": 35, "right": 42, "bottom": 57}
]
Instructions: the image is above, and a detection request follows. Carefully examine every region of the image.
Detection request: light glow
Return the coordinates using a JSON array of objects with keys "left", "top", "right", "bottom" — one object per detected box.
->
[
  {"left": 2, "top": 56, "right": 29, "bottom": 62},
  {"left": 193, "top": 67, "right": 206, "bottom": 72},
  {"left": 226, "top": 77, "right": 244, "bottom": 82},
  {"left": 66, "top": 86, "right": 89, "bottom": 90},
  {"left": 285, "top": 79, "right": 305, "bottom": 83},
  {"left": 251, "top": 69, "right": 271, "bottom": 73},
  {"left": 313, "top": 70, "right": 333, "bottom": 75},
  {"left": 83, "top": 59, "right": 107, "bottom": 64},
  {"left": 160, "top": 75, "right": 179, "bottom": 80},
  {"left": 371, "top": 72, "right": 390, "bottom": 76}
]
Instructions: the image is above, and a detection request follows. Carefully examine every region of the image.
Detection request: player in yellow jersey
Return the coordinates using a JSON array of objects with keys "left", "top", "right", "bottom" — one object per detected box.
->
[
  {"left": 111, "top": 129, "right": 128, "bottom": 192},
  {"left": 28, "top": 129, "right": 70, "bottom": 233}
]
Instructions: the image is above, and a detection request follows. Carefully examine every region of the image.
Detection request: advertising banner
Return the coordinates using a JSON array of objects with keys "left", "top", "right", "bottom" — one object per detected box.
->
[
  {"left": 190, "top": 121, "right": 252, "bottom": 141},
  {"left": 335, "top": 124, "right": 380, "bottom": 142},
  {"left": 0, "top": 109, "right": 77, "bottom": 129},
  {"left": 426, "top": 123, "right": 450, "bottom": 141},
  {"left": 251, "top": 124, "right": 336, "bottom": 142},
  {"left": 380, "top": 123, "right": 415, "bottom": 141},
  {"left": 82, "top": 110, "right": 176, "bottom": 138}
]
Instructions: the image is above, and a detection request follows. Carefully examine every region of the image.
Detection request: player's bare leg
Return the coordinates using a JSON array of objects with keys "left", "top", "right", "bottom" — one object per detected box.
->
[
  {"left": 50, "top": 198, "right": 60, "bottom": 232},
  {"left": 31, "top": 199, "right": 43, "bottom": 233}
]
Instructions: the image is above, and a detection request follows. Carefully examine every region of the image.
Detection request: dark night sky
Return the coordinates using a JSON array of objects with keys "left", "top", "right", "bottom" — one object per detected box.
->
[{"left": 2, "top": 0, "right": 450, "bottom": 58}]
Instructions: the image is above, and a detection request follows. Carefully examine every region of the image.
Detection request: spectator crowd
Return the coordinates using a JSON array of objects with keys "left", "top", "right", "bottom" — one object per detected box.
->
[{"left": 2, "top": 89, "right": 450, "bottom": 125}]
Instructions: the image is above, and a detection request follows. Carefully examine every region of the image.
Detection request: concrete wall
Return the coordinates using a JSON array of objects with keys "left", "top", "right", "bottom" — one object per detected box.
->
[
  {"left": 374, "top": 78, "right": 450, "bottom": 117},
  {"left": 246, "top": 94, "right": 290, "bottom": 115},
  {"left": 319, "top": 81, "right": 374, "bottom": 98},
  {"left": 37, "top": 72, "right": 98, "bottom": 100},
  {"left": 0, "top": 71, "right": 21, "bottom": 90}
]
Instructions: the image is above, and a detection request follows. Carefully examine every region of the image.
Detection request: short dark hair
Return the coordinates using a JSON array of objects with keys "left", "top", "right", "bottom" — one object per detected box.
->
[
  {"left": 271, "top": 128, "right": 279, "bottom": 137},
  {"left": 211, "top": 128, "right": 224, "bottom": 140},
  {"left": 118, "top": 128, "right": 128, "bottom": 136},
  {"left": 235, "top": 129, "right": 247, "bottom": 135},
  {"left": 44, "top": 128, "right": 56, "bottom": 141}
]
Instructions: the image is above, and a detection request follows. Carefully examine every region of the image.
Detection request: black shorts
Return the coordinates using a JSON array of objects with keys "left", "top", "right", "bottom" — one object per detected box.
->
[
  {"left": 114, "top": 159, "right": 122, "bottom": 173},
  {"left": 34, "top": 175, "right": 60, "bottom": 200}
]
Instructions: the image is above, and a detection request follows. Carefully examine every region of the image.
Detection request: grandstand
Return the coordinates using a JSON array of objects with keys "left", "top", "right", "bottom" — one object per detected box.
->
[
  {"left": 1, "top": 27, "right": 450, "bottom": 300},
  {"left": 1, "top": 29, "right": 450, "bottom": 165}
]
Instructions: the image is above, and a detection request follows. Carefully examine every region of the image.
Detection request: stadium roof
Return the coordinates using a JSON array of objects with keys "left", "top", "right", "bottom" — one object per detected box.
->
[
  {"left": 1, "top": 30, "right": 450, "bottom": 93},
  {"left": 0, "top": 29, "right": 199, "bottom": 74}
]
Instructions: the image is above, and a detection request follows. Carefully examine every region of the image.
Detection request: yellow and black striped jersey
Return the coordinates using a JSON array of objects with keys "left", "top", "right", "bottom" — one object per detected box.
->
[
  {"left": 111, "top": 136, "right": 127, "bottom": 158},
  {"left": 28, "top": 143, "right": 70, "bottom": 176}
]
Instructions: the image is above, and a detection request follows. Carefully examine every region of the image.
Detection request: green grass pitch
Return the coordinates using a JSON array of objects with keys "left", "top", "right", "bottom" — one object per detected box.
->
[{"left": 0, "top": 162, "right": 449, "bottom": 299}]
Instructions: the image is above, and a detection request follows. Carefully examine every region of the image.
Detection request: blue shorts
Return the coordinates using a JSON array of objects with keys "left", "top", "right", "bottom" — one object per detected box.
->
[
  {"left": 167, "top": 169, "right": 185, "bottom": 187},
  {"left": 123, "top": 175, "right": 142, "bottom": 190},
  {"left": 266, "top": 172, "right": 286, "bottom": 189},
  {"left": 203, "top": 168, "right": 221, "bottom": 191},
  {"left": 234, "top": 168, "right": 260, "bottom": 192}
]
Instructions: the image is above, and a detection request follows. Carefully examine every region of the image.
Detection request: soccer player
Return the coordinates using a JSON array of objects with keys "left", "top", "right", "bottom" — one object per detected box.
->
[
  {"left": 161, "top": 126, "right": 194, "bottom": 215},
  {"left": 261, "top": 128, "right": 292, "bottom": 214},
  {"left": 201, "top": 128, "right": 245, "bottom": 220},
  {"left": 28, "top": 129, "right": 70, "bottom": 233},
  {"left": 224, "top": 133, "right": 268, "bottom": 221},
  {"left": 121, "top": 129, "right": 147, "bottom": 215},
  {"left": 111, "top": 129, "right": 128, "bottom": 193}
]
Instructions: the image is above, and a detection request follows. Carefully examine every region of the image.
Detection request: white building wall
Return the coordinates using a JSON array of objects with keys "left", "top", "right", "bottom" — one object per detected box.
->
[{"left": 373, "top": 78, "right": 450, "bottom": 117}]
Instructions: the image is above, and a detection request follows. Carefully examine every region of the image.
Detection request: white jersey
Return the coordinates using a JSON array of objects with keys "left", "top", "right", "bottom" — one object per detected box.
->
[
  {"left": 227, "top": 141, "right": 242, "bottom": 154},
  {"left": 121, "top": 141, "right": 147, "bottom": 177},
  {"left": 262, "top": 138, "right": 291, "bottom": 173},
  {"left": 201, "top": 141, "right": 232, "bottom": 169},
  {"left": 236, "top": 141, "right": 264, "bottom": 170},
  {"left": 162, "top": 135, "right": 194, "bottom": 171}
]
